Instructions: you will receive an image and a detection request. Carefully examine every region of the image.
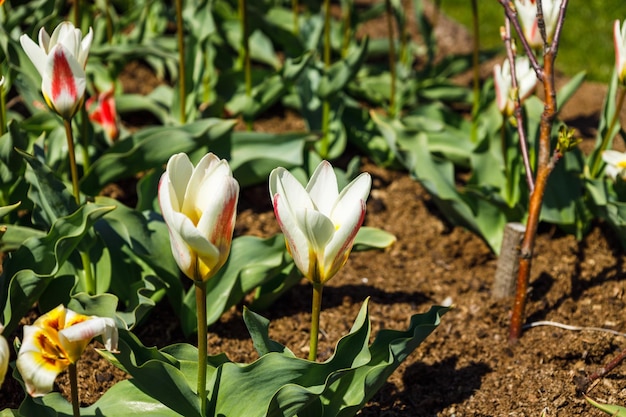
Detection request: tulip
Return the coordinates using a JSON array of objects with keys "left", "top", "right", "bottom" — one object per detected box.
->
[
  {"left": 602, "top": 150, "right": 626, "bottom": 181},
  {"left": 270, "top": 161, "right": 371, "bottom": 360},
  {"left": 0, "top": 323, "right": 9, "bottom": 387},
  {"left": 16, "top": 305, "right": 118, "bottom": 397},
  {"left": 493, "top": 56, "right": 537, "bottom": 116},
  {"left": 19, "top": 22, "right": 93, "bottom": 120},
  {"left": 615, "top": 20, "right": 626, "bottom": 85},
  {"left": 158, "top": 153, "right": 239, "bottom": 282},
  {"left": 86, "top": 89, "right": 119, "bottom": 142},
  {"left": 514, "top": 0, "right": 559, "bottom": 48},
  {"left": 269, "top": 161, "right": 371, "bottom": 284}
]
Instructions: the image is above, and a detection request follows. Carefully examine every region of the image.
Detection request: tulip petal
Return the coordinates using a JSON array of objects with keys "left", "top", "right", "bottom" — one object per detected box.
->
[
  {"left": 296, "top": 208, "right": 335, "bottom": 255},
  {"left": 60, "top": 317, "right": 118, "bottom": 353},
  {"left": 41, "top": 45, "right": 86, "bottom": 119},
  {"left": 273, "top": 193, "right": 311, "bottom": 276},
  {"left": 0, "top": 325, "right": 8, "bottom": 386},
  {"left": 163, "top": 153, "right": 194, "bottom": 212},
  {"left": 20, "top": 34, "right": 48, "bottom": 76},
  {"left": 306, "top": 160, "right": 339, "bottom": 215},
  {"left": 17, "top": 325, "right": 68, "bottom": 397},
  {"left": 38, "top": 27, "right": 51, "bottom": 52}
]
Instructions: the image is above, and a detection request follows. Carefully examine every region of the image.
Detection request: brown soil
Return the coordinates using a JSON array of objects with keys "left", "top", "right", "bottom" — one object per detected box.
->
[{"left": 2, "top": 3, "right": 626, "bottom": 417}]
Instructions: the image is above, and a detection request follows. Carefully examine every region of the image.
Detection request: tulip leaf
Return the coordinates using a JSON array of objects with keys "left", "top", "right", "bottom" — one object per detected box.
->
[
  {"left": 18, "top": 148, "right": 77, "bottom": 228},
  {"left": 109, "top": 300, "right": 448, "bottom": 417},
  {"left": 229, "top": 131, "right": 312, "bottom": 187},
  {"left": 80, "top": 119, "right": 236, "bottom": 195},
  {"left": 92, "top": 196, "right": 183, "bottom": 322},
  {"left": 585, "top": 396, "right": 626, "bottom": 416},
  {"left": 0, "top": 224, "right": 46, "bottom": 252},
  {"left": 353, "top": 226, "right": 396, "bottom": 250},
  {"left": 318, "top": 39, "right": 369, "bottom": 100},
  {"left": 0, "top": 204, "right": 115, "bottom": 335},
  {"left": 181, "top": 234, "right": 289, "bottom": 336}
]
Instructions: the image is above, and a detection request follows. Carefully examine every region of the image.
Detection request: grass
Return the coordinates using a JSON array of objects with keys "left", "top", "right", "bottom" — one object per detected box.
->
[{"left": 436, "top": 1, "right": 626, "bottom": 82}]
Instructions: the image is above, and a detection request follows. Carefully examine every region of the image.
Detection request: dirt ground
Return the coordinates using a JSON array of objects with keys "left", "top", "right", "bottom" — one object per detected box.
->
[{"left": 2, "top": 3, "right": 626, "bottom": 416}]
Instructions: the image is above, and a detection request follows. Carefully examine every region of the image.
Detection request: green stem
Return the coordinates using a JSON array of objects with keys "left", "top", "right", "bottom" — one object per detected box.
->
[
  {"left": 104, "top": 0, "right": 113, "bottom": 43},
  {"left": 80, "top": 250, "right": 95, "bottom": 295},
  {"left": 63, "top": 119, "right": 95, "bottom": 294},
  {"left": 308, "top": 282, "right": 323, "bottom": 361},
  {"left": 74, "top": 0, "right": 81, "bottom": 28},
  {"left": 195, "top": 280, "right": 208, "bottom": 416},
  {"left": 0, "top": 77, "right": 6, "bottom": 136},
  {"left": 239, "top": 0, "right": 252, "bottom": 130},
  {"left": 590, "top": 87, "right": 626, "bottom": 177},
  {"left": 80, "top": 106, "right": 90, "bottom": 173},
  {"left": 319, "top": 0, "right": 332, "bottom": 158},
  {"left": 63, "top": 119, "right": 81, "bottom": 205},
  {"left": 292, "top": 0, "right": 299, "bottom": 36},
  {"left": 384, "top": 0, "right": 397, "bottom": 118},
  {"left": 470, "top": 0, "right": 480, "bottom": 142},
  {"left": 68, "top": 363, "right": 81, "bottom": 417},
  {"left": 341, "top": 0, "right": 351, "bottom": 58},
  {"left": 175, "top": 0, "right": 187, "bottom": 124}
]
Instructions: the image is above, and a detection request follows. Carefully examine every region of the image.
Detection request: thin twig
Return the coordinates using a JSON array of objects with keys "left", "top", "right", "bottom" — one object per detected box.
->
[
  {"left": 524, "top": 320, "right": 626, "bottom": 338},
  {"left": 497, "top": 0, "right": 543, "bottom": 79},
  {"left": 502, "top": 17, "right": 535, "bottom": 192}
]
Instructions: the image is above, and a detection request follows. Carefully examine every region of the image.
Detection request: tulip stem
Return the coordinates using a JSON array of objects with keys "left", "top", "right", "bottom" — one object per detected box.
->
[
  {"left": 308, "top": 282, "right": 323, "bottom": 361},
  {"left": 319, "top": 0, "right": 332, "bottom": 159},
  {"left": 63, "top": 119, "right": 81, "bottom": 205},
  {"left": 470, "top": 0, "right": 480, "bottom": 143},
  {"left": 195, "top": 280, "right": 208, "bottom": 416},
  {"left": 590, "top": 86, "right": 626, "bottom": 177},
  {"left": 68, "top": 363, "right": 81, "bottom": 417},
  {"left": 384, "top": 0, "right": 396, "bottom": 118},
  {"left": 175, "top": 0, "right": 187, "bottom": 124},
  {"left": 80, "top": 107, "right": 91, "bottom": 173}
]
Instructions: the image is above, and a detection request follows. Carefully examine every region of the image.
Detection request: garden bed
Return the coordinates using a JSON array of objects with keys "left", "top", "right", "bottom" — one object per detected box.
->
[{"left": 1, "top": 2, "right": 626, "bottom": 416}]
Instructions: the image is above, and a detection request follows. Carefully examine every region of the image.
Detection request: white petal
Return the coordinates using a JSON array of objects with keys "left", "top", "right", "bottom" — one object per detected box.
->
[
  {"left": 60, "top": 317, "right": 118, "bottom": 352},
  {"left": 20, "top": 34, "right": 48, "bottom": 77},
  {"left": 164, "top": 153, "right": 194, "bottom": 212},
  {"left": 17, "top": 325, "right": 62, "bottom": 397},
  {"left": 602, "top": 150, "right": 626, "bottom": 166},
  {"left": 78, "top": 27, "right": 93, "bottom": 68},
  {"left": 273, "top": 193, "right": 311, "bottom": 276},
  {"left": 196, "top": 175, "right": 239, "bottom": 243},
  {"left": 295, "top": 208, "right": 335, "bottom": 255},
  {"left": 306, "top": 161, "right": 339, "bottom": 215},
  {"left": 0, "top": 331, "right": 8, "bottom": 386}
]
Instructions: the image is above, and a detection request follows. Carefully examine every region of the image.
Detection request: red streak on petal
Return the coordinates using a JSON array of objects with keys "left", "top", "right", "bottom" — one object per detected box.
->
[{"left": 51, "top": 49, "right": 77, "bottom": 102}]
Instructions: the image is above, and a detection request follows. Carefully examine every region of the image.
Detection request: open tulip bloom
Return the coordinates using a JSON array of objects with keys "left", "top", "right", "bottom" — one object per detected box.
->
[
  {"left": 20, "top": 21, "right": 93, "bottom": 120},
  {"left": 514, "top": 0, "right": 559, "bottom": 48},
  {"left": 159, "top": 152, "right": 239, "bottom": 414},
  {"left": 16, "top": 305, "right": 118, "bottom": 397},
  {"left": 158, "top": 152, "right": 239, "bottom": 283},
  {"left": 269, "top": 161, "right": 371, "bottom": 285},
  {"left": 270, "top": 161, "right": 371, "bottom": 360}
]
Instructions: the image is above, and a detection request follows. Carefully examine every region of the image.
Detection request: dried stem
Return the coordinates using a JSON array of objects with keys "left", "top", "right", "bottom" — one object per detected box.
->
[{"left": 68, "top": 363, "right": 81, "bottom": 417}]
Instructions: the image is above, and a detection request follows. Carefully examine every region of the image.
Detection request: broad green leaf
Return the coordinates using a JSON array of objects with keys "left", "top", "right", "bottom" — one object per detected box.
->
[
  {"left": 229, "top": 131, "right": 311, "bottom": 187},
  {"left": 0, "top": 224, "right": 46, "bottom": 252},
  {"left": 19, "top": 149, "right": 77, "bottom": 228},
  {"left": 80, "top": 119, "right": 236, "bottom": 194},
  {"left": 556, "top": 71, "right": 586, "bottom": 111},
  {"left": 318, "top": 39, "right": 369, "bottom": 99},
  {"left": 181, "top": 235, "right": 288, "bottom": 335},
  {"left": 353, "top": 226, "right": 396, "bottom": 250},
  {"left": 112, "top": 300, "right": 448, "bottom": 417},
  {"left": 1, "top": 204, "right": 115, "bottom": 334}
]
